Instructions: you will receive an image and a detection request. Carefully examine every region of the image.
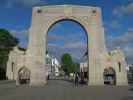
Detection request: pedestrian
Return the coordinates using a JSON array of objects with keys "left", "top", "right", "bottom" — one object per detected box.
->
[{"left": 75, "top": 73, "right": 79, "bottom": 87}]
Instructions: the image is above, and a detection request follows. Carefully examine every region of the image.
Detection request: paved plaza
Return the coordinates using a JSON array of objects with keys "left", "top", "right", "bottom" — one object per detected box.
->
[{"left": 0, "top": 80, "right": 131, "bottom": 100}]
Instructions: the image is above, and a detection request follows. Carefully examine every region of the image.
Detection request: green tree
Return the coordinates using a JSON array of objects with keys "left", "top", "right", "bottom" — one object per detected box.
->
[
  {"left": 73, "top": 63, "right": 80, "bottom": 73},
  {"left": 0, "top": 29, "right": 19, "bottom": 80},
  {"left": 61, "top": 53, "right": 79, "bottom": 75},
  {"left": 61, "top": 53, "right": 73, "bottom": 75}
]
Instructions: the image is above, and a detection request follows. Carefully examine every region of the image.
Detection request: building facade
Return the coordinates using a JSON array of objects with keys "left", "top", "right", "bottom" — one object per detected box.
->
[
  {"left": 127, "top": 64, "right": 133, "bottom": 83},
  {"left": 45, "top": 54, "right": 60, "bottom": 78}
]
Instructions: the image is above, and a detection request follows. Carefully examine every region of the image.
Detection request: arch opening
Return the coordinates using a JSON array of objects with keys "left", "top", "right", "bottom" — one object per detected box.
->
[
  {"left": 46, "top": 19, "right": 89, "bottom": 84},
  {"left": 46, "top": 18, "right": 88, "bottom": 37},
  {"left": 18, "top": 67, "right": 30, "bottom": 85},
  {"left": 103, "top": 67, "right": 116, "bottom": 85}
]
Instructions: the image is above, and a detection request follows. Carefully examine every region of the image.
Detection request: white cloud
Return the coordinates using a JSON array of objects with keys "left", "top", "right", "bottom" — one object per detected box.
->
[
  {"left": 19, "top": 0, "right": 42, "bottom": 6},
  {"left": 107, "top": 28, "right": 133, "bottom": 50},
  {"left": 6, "top": 0, "right": 45, "bottom": 8},
  {"left": 110, "top": 20, "right": 121, "bottom": 29},
  {"left": 6, "top": 1, "right": 13, "bottom": 8},
  {"left": 47, "top": 34, "right": 87, "bottom": 62},
  {"left": 62, "top": 42, "right": 86, "bottom": 49},
  {"left": 106, "top": 28, "right": 133, "bottom": 64},
  {"left": 10, "top": 29, "right": 29, "bottom": 48},
  {"left": 113, "top": 2, "right": 133, "bottom": 17},
  {"left": 47, "top": 34, "right": 66, "bottom": 41},
  {"left": 47, "top": 44, "right": 86, "bottom": 62},
  {"left": 10, "top": 29, "right": 28, "bottom": 37}
]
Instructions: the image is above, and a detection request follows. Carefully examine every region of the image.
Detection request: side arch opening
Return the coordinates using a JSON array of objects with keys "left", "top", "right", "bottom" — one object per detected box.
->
[
  {"left": 103, "top": 67, "right": 116, "bottom": 85},
  {"left": 18, "top": 67, "right": 30, "bottom": 85}
]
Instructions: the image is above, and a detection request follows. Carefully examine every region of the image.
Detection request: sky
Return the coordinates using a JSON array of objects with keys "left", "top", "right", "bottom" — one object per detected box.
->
[
  {"left": 0, "top": 0, "right": 132, "bottom": 63},
  {"left": 47, "top": 20, "right": 87, "bottom": 62}
]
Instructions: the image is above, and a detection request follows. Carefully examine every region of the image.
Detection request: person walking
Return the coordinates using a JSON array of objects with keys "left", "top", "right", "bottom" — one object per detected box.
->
[{"left": 74, "top": 73, "right": 79, "bottom": 87}]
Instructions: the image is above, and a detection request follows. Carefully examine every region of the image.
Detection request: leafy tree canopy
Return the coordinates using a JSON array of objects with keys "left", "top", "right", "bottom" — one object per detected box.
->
[
  {"left": 61, "top": 53, "right": 79, "bottom": 75},
  {"left": 0, "top": 29, "right": 18, "bottom": 50},
  {"left": 0, "top": 29, "right": 19, "bottom": 80}
]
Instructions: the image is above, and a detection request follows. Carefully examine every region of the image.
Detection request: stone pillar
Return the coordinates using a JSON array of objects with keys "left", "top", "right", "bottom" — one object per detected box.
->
[
  {"left": 88, "top": 8, "right": 105, "bottom": 85},
  {"left": 26, "top": 8, "right": 47, "bottom": 86},
  {"left": 28, "top": 32, "right": 47, "bottom": 86}
]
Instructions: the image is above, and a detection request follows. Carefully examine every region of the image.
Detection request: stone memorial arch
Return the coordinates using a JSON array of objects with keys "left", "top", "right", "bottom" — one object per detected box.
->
[
  {"left": 7, "top": 5, "right": 127, "bottom": 86},
  {"left": 26, "top": 5, "right": 107, "bottom": 86}
]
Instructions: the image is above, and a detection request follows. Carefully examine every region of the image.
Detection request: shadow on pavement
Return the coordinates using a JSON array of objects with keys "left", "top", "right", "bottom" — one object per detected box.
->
[
  {"left": 128, "top": 96, "right": 133, "bottom": 100},
  {"left": 129, "top": 88, "right": 133, "bottom": 91}
]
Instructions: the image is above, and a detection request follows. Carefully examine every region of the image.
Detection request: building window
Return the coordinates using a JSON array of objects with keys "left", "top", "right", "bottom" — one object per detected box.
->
[{"left": 118, "top": 62, "right": 121, "bottom": 72}]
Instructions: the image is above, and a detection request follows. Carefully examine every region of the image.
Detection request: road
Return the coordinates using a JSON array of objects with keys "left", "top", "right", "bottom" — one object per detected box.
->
[{"left": 0, "top": 80, "right": 130, "bottom": 100}]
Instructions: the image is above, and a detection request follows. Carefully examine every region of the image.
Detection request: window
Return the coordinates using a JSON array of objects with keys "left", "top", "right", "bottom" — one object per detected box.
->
[
  {"left": 11, "top": 62, "right": 14, "bottom": 72},
  {"left": 118, "top": 62, "right": 121, "bottom": 72}
]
